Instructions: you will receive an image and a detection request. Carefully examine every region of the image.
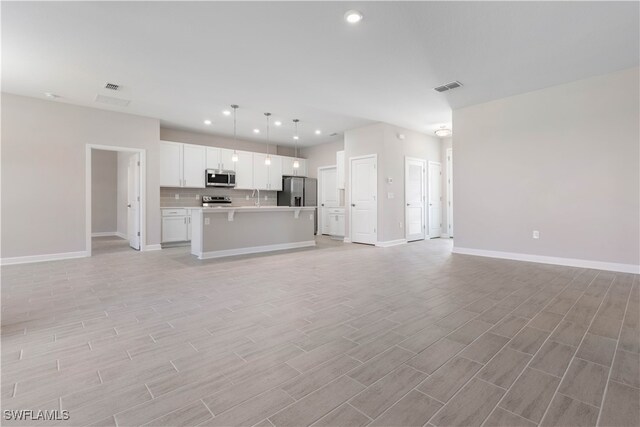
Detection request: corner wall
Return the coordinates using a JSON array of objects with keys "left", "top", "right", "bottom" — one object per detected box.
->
[{"left": 453, "top": 67, "right": 639, "bottom": 271}]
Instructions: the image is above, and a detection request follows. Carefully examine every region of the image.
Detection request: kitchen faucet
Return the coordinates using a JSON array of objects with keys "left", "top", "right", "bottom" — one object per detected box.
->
[{"left": 251, "top": 188, "right": 261, "bottom": 207}]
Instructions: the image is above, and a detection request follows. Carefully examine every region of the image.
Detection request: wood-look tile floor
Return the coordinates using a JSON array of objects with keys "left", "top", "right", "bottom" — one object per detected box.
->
[{"left": 2, "top": 236, "right": 638, "bottom": 427}]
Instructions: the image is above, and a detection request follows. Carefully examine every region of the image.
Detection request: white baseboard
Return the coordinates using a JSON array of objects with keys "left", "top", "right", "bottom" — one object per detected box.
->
[
  {"left": 1, "top": 251, "right": 89, "bottom": 266},
  {"left": 376, "top": 239, "right": 407, "bottom": 248},
  {"left": 116, "top": 232, "right": 127, "bottom": 239},
  {"left": 452, "top": 246, "right": 640, "bottom": 274},
  {"left": 91, "top": 231, "right": 117, "bottom": 237},
  {"left": 196, "top": 241, "right": 316, "bottom": 260},
  {"left": 143, "top": 244, "right": 162, "bottom": 252}
]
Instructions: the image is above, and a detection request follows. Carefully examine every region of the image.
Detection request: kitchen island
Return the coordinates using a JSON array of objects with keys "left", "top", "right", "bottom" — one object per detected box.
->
[{"left": 190, "top": 206, "right": 316, "bottom": 259}]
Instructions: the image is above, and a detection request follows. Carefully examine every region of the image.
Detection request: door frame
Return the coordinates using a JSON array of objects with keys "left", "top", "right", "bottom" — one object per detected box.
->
[
  {"left": 85, "top": 144, "right": 147, "bottom": 256},
  {"left": 427, "top": 160, "right": 442, "bottom": 239},
  {"left": 404, "top": 156, "right": 426, "bottom": 242},
  {"left": 317, "top": 165, "right": 337, "bottom": 235},
  {"left": 446, "top": 147, "right": 453, "bottom": 238},
  {"left": 348, "top": 154, "right": 378, "bottom": 244}
]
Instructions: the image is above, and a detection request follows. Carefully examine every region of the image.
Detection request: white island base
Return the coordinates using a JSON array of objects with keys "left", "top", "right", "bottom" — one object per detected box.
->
[{"left": 190, "top": 206, "right": 316, "bottom": 259}]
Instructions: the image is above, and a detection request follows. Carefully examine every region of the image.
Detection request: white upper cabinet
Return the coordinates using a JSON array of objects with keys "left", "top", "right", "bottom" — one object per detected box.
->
[
  {"left": 206, "top": 147, "right": 221, "bottom": 170},
  {"left": 252, "top": 153, "right": 270, "bottom": 190},
  {"left": 182, "top": 144, "right": 206, "bottom": 188},
  {"left": 160, "top": 141, "right": 205, "bottom": 188},
  {"left": 281, "top": 157, "right": 307, "bottom": 177},
  {"left": 161, "top": 140, "right": 303, "bottom": 189},
  {"left": 159, "top": 141, "right": 183, "bottom": 187},
  {"left": 268, "top": 155, "right": 283, "bottom": 191},
  {"left": 336, "top": 150, "right": 345, "bottom": 190},
  {"left": 220, "top": 149, "right": 236, "bottom": 171},
  {"left": 235, "top": 150, "right": 254, "bottom": 189}
]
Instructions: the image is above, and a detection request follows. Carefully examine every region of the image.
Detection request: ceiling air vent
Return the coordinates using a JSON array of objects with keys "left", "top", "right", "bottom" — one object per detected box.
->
[
  {"left": 105, "top": 82, "right": 120, "bottom": 91},
  {"left": 329, "top": 132, "right": 339, "bottom": 137},
  {"left": 434, "top": 81, "right": 463, "bottom": 93},
  {"left": 95, "top": 94, "right": 130, "bottom": 107}
]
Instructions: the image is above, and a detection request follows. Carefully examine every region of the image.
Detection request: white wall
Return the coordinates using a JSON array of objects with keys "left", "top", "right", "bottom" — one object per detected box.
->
[
  {"left": 1, "top": 93, "right": 161, "bottom": 259},
  {"left": 117, "top": 151, "right": 133, "bottom": 238},
  {"left": 453, "top": 67, "right": 639, "bottom": 271},
  {"left": 344, "top": 123, "right": 441, "bottom": 243},
  {"left": 91, "top": 150, "right": 118, "bottom": 233}
]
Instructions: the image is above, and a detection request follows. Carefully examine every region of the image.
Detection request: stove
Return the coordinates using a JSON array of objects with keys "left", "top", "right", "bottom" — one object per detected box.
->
[{"left": 202, "top": 195, "right": 232, "bottom": 207}]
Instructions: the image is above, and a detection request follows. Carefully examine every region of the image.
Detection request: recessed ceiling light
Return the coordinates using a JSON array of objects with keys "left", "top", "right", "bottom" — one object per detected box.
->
[
  {"left": 293, "top": 135, "right": 299, "bottom": 140},
  {"left": 204, "top": 119, "right": 212, "bottom": 125},
  {"left": 253, "top": 129, "right": 260, "bottom": 134},
  {"left": 315, "top": 130, "right": 321, "bottom": 135},
  {"left": 44, "top": 92, "right": 59, "bottom": 98},
  {"left": 274, "top": 121, "right": 282, "bottom": 126},
  {"left": 344, "top": 10, "right": 363, "bottom": 24},
  {"left": 222, "top": 110, "right": 231, "bottom": 116}
]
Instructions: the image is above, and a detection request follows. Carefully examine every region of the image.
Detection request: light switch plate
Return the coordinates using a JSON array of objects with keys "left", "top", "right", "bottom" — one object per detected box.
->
[
  {"left": 204, "top": 218, "right": 210, "bottom": 225},
  {"left": 533, "top": 230, "right": 539, "bottom": 239},
  {"left": 388, "top": 192, "right": 394, "bottom": 199},
  {"left": 175, "top": 194, "right": 179, "bottom": 200}
]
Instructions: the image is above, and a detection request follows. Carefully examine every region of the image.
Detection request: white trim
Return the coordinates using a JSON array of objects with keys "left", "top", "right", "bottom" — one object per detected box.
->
[
  {"left": 452, "top": 246, "right": 640, "bottom": 274},
  {"left": 1, "top": 251, "right": 88, "bottom": 266},
  {"left": 427, "top": 160, "right": 442, "bottom": 239},
  {"left": 445, "top": 147, "right": 453, "bottom": 237},
  {"left": 86, "top": 144, "right": 147, "bottom": 256},
  {"left": 348, "top": 153, "right": 378, "bottom": 245},
  {"left": 196, "top": 241, "right": 316, "bottom": 260},
  {"left": 375, "top": 239, "right": 407, "bottom": 248},
  {"left": 91, "top": 231, "right": 128, "bottom": 238},
  {"left": 343, "top": 238, "right": 352, "bottom": 243},
  {"left": 142, "top": 244, "right": 162, "bottom": 252}
]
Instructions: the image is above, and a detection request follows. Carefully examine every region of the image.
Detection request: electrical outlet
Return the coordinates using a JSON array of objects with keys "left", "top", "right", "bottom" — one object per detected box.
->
[
  {"left": 309, "top": 214, "right": 313, "bottom": 220},
  {"left": 246, "top": 195, "right": 250, "bottom": 200},
  {"left": 204, "top": 218, "right": 210, "bottom": 225},
  {"left": 174, "top": 194, "right": 179, "bottom": 200},
  {"left": 388, "top": 192, "right": 394, "bottom": 199},
  {"left": 399, "top": 222, "right": 403, "bottom": 229},
  {"left": 264, "top": 195, "right": 268, "bottom": 200},
  {"left": 533, "top": 230, "right": 540, "bottom": 239},
  {"left": 196, "top": 194, "right": 200, "bottom": 199}
]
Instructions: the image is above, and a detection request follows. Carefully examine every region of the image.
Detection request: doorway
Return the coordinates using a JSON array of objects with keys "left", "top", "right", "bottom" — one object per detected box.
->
[
  {"left": 349, "top": 154, "right": 377, "bottom": 245},
  {"left": 318, "top": 166, "right": 339, "bottom": 235},
  {"left": 85, "top": 145, "right": 146, "bottom": 256},
  {"left": 428, "top": 161, "right": 442, "bottom": 238},
  {"left": 405, "top": 157, "right": 426, "bottom": 242}
]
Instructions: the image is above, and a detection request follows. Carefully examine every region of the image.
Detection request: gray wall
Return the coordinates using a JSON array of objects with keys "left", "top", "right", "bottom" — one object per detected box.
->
[
  {"left": 1, "top": 93, "right": 161, "bottom": 258},
  {"left": 91, "top": 150, "right": 118, "bottom": 233},
  {"left": 453, "top": 67, "right": 639, "bottom": 266},
  {"left": 300, "top": 139, "right": 344, "bottom": 179},
  {"left": 344, "top": 123, "right": 441, "bottom": 243}
]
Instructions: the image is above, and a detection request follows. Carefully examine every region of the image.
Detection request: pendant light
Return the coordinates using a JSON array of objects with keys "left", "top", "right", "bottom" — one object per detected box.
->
[
  {"left": 264, "top": 112, "right": 272, "bottom": 165},
  {"left": 292, "top": 119, "right": 300, "bottom": 169},
  {"left": 231, "top": 104, "right": 239, "bottom": 162}
]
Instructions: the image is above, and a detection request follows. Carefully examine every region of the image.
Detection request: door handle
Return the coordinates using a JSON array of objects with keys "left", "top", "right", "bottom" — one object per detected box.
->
[
  {"left": 351, "top": 203, "right": 356, "bottom": 207},
  {"left": 321, "top": 204, "right": 325, "bottom": 207},
  {"left": 127, "top": 204, "right": 131, "bottom": 208},
  {"left": 406, "top": 203, "right": 410, "bottom": 206}
]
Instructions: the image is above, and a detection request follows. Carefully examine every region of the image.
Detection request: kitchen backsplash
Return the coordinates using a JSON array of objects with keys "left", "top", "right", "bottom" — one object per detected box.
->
[{"left": 160, "top": 187, "right": 278, "bottom": 207}]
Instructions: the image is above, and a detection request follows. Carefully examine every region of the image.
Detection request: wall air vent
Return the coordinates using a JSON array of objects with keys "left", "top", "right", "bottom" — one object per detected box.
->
[
  {"left": 95, "top": 94, "right": 130, "bottom": 107},
  {"left": 105, "top": 83, "right": 120, "bottom": 90},
  {"left": 434, "top": 81, "right": 463, "bottom": 93},
  {"left": 329, "top": 132, "right": 339, "bottom": 137}
]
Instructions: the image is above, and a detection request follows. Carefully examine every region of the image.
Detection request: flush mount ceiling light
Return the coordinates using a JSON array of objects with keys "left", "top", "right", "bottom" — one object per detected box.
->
[
  {"left": 315, "top": 130, "right": 321, "bottom": 135},
  {"left": 203, "top": 119, "right": 212, "bottom": 125},
  {"left": 44, "top": 92, "right": 59, "bottom": 99},
  {"left": 435, "top": 128, "right": 452, "bottom": 138},
  {"left": 274, "top": 121, "right": 282, "bottom": 126},
  {"left": 231, "top": 105, "right": 239, "bottom": 162},
  {"left": 253, "top": 129, "right": 260, "bottom": 134},
  {"left": 222, "top": 110, "right": 231, "bottom": 116},
  {"left": 344, "top": 10, "right": 363, "bottom": 24},
  {"left": 293, "top": 135, "right": 299, "bottom": 140}
]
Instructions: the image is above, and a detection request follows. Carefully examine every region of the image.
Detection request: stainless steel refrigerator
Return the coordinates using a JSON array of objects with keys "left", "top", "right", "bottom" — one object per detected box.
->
[{"left": 278, "top": 177, "right": 318, "bottom": 234}]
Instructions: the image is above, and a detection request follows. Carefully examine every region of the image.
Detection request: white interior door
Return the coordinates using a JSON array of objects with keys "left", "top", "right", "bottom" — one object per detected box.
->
[
  {"left": 428, "top": 161, "right": 442, "bottom": 238},
  {"left": 127, "top": 153, "right": 141, "bottom": 250},
  {"left": 319, "top": 167, "right": 338, "bottom": 235},
  {"left": 405, "top": 158, "right": 426, "bottom": 242},
  {"left": 446, "top": 148, "right": 453, "bottom": 237},
  {"left": 350, "top": 156, "right": 377, "bottom": 245}
]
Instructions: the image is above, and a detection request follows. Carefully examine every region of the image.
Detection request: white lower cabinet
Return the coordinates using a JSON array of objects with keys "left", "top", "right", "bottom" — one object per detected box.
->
[
  {"left": 162, "top": 209, "right": 190, "bottom": 243},
  {"left": 328, "top": 208, "right": 345, "bottom": 237}
]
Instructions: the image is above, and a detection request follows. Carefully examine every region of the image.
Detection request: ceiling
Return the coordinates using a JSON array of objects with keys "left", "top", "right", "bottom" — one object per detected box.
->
[{"left": 2, "top": 2, "right": 638, "bottom": 146}]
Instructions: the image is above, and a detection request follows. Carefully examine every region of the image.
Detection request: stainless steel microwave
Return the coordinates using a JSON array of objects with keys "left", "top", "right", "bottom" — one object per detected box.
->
[{"left": 205, "top": 169, "right": 236, "bottom": 187}]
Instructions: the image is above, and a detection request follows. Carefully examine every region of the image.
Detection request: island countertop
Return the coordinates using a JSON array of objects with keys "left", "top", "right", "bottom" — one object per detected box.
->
[{"left": 192, "top": 206, "right": 316, "bottom": 212}]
